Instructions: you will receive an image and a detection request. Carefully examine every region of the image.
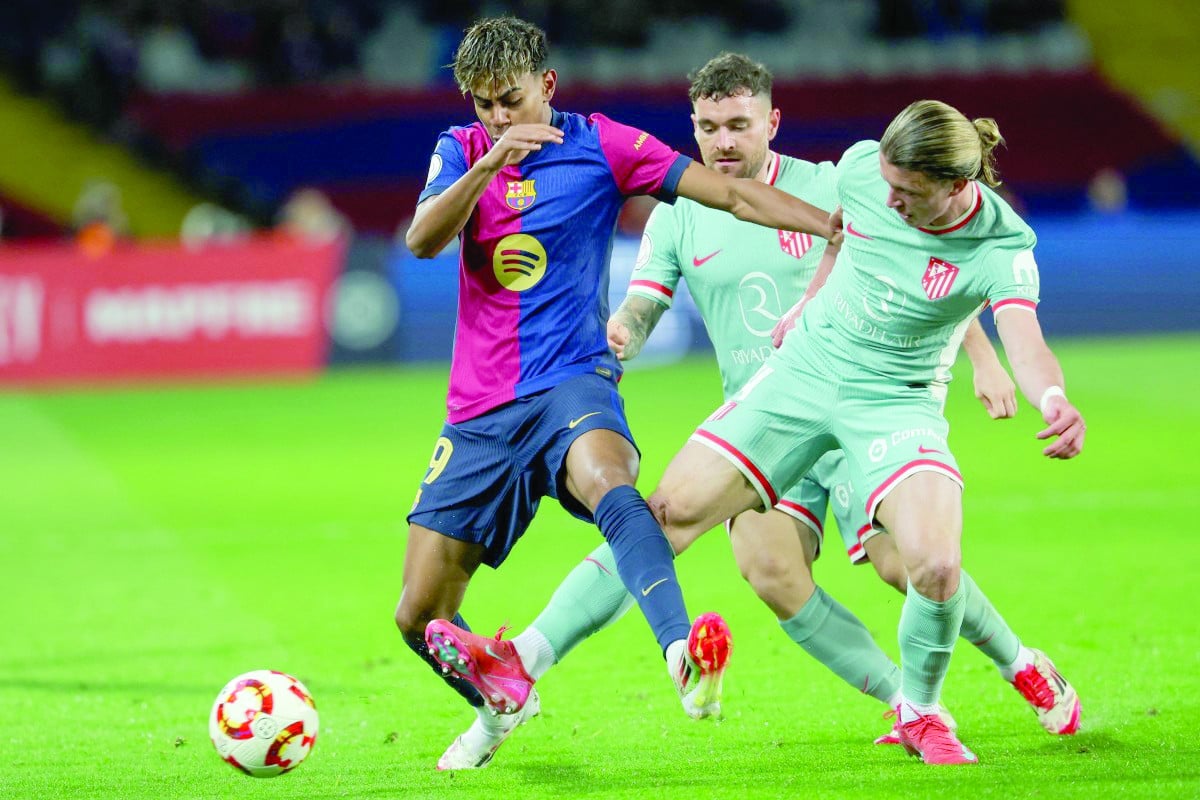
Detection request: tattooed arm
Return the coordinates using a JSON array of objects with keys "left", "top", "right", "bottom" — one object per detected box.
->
[{"left": 607, "top": 295, "right": 668, "bottom": 362}]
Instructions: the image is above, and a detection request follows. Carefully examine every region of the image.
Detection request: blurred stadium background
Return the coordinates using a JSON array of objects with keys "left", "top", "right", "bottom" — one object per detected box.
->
[
  {"left": 2, "top": 3, "right": 1198, "bottom": 796},
  {"left": 0, "top": 0, "right": 1196, "bottom": 383}
]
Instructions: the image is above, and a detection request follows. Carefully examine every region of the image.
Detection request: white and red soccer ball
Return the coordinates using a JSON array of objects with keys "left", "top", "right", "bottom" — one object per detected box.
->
[{"left": 209, "top": 670, "right": 319, "bottom": 777}]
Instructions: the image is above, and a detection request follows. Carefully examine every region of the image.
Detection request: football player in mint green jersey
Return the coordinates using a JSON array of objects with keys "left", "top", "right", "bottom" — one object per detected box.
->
[
  {"left": 467, "top": 57, "right": 1077, "bottom": 765},
  {"left": 649, "top": 99, "right": 1086, "bottom": 765}
]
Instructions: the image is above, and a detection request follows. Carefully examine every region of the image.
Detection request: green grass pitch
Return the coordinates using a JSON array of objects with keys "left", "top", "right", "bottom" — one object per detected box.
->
[{"left": 1, "top": 334, "right": 1196, "bottom": 799}]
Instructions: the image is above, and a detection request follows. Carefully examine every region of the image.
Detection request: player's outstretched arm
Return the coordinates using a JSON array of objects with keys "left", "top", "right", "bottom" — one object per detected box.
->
[
  {"left": 675, "top": 161, "right": 833, "bottom": 239},
  {"left": 995, "top": 309, "right": 1086, "bottom": 459},
  {"left": 771, "top": 232, "right": 841, "bottom": 348},
  {"left": 962, "top": 319, "right": 1017, "bottom": 419},
  {"left": 608, "top": 295, "right": 666, "bottom": 361},
  {"left": 406, "top": 123, "right": 564, "bottom": 257}
]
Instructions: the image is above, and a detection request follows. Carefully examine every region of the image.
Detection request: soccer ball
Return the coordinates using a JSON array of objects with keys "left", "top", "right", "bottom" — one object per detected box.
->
[{"left": 209, "top": 669, "right": 319, "bottom": 777}]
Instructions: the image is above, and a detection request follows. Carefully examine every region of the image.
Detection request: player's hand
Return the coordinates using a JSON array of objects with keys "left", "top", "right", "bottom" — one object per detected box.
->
[
  {"left": 1036, "top": 396, "right": 1086, "bottom": 459},
  {"left": 828, "top": 205, "right": 844, "bottom": 240},
  {"left": 608, "top": 318, "right": 638, "bottom": 361},
  {"left": 482, "top": 124, "right": 564, "bottom": 169},
  {"left": 974, "top": 362, "right": 1017, "bottom": 419},
  {"left": 771, "top": 295, "right": 810, "bottom": 348}
]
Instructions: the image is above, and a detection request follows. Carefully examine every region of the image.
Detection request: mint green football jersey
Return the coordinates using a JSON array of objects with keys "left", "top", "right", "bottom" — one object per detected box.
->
[
  {"left": 628, "top": 153, "right": 838, "bottom": 398},
  {"left": 795, "top": 139, "right": 1040, "bottom": 385}
]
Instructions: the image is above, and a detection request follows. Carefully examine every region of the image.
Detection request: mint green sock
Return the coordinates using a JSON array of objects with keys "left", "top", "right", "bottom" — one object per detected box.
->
[
  {"left": 530, "top": 543, "right": 635, "bottom": 662},
  {"left": 781, "top": 586, "right": 901, "bottom": 704},
  {"left": 957, "top": 570, "right": 1021, "bottom": 667},
  {"left": 898, "top": 581, "right": 966, "bottom": 706}
]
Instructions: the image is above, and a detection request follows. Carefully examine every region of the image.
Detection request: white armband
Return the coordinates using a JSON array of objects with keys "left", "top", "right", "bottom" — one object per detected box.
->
[{"left": 1039, "top": 385, "right": 1066, "bottom": 415}]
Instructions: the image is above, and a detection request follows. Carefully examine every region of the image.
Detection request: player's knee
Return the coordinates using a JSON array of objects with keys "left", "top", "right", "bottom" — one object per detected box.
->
[
  {"left": 590, "top": 465, "right": 637, "bottom": 500},
  {"left": 393, "top": 596, "right": 431, "bottom": 638},
  {"left": 572, "top": 463, "right": 638, "bottom": 512},
  {"left": 566, "top": 432, "right": 640, "bottom": 509},
  {"left": 734, "top": 548, "right": 813, "bottom": 617},
  {"left": 649, "top": 487, "right": 709, "bottom": 544},
  {"left": 906, "top": 554, "right": 961, "bottom": 601},
  {"left": 737, "top": 545, "right": 786, "bottom": 587},
  {"left": 741, "top": 553, "right": 793, "bottom": 600}
]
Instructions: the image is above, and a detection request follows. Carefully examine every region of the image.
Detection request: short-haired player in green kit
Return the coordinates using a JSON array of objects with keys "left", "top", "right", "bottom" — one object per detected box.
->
[{"left": 440, "top": 55, "right": 1082, "bottom": 768}]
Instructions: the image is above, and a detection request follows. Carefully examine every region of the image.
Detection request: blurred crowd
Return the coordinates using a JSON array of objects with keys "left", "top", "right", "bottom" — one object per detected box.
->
[
  {"left": 0, "top": 1, "right": 1069, "bottom": 130},
  {"left": 0, "top": 0, "right": 1084, "bottom": 245},
  {"left": 1, "top": 0, "right": 378, "bottom": 129}
]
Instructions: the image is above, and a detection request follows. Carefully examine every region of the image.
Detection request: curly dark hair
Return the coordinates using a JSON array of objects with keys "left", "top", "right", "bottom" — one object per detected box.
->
[{"left": 452, "top": 17, "right": 549, "bottom": 94}]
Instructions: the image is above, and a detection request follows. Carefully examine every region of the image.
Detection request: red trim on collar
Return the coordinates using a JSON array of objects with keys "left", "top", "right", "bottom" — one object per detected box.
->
[
  {"left": 919, "top": 183, "right": 982, "bottom": 235},
  {"left": 766, "top": 152, "right": 781, "bottom": 185}
]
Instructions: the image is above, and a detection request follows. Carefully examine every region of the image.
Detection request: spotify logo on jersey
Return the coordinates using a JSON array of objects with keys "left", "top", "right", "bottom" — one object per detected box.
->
[{"left": 493, "top": 234, "right": 547, "bottom": 292}]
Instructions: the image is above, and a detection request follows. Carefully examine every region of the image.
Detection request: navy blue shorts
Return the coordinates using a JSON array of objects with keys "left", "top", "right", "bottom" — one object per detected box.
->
[{"left": 407, "top": 372, "right": 637, "bottom": 568}]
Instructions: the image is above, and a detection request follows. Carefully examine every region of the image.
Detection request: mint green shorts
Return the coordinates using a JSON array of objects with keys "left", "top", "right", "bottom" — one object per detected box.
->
[
  {"left": 776, "top": 450, "right": 878, "bottom": 564},
  {"left": 694, "top": 348, "right": 963, "bottom": 531}
]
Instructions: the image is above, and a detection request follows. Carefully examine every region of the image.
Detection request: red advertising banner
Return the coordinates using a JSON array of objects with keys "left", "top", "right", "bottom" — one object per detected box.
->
[{"left": 0, "top": 235, "right": 340, "bottom": 384}]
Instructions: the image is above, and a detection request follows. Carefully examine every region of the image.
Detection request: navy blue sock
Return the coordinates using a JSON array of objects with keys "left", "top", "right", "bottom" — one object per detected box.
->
[
  {"left": 403, "top": 613, "right": 483, "bottom": 707},
  {"left": 594, "top": 485, "right": 691, "bottom": 653}
]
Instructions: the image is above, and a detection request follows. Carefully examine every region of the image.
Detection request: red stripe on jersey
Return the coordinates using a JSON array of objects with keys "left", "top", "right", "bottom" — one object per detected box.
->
[
  {"left": 766, "top": 152, "right": 781, "bottom": 186},
  {"left": 865, "top": 459, "right": 964, "bottom": 519},
  {"left": 693, "top": 429, "right": 779, "bottom": 507},
  {"left": 777, "top": 499, "right": 823, "bottom": 533},
  {"left": 991, "top": 297, "right": 1037, "bottom": 313},
  {"left": 630, "top": 279, "right": 673, "bottom": 298},
  {"left": 919, "top": 183, "right": 983, "bottom": 235},
  {"left": 846, "top": 524, "right": 873, "bottom": 562}
]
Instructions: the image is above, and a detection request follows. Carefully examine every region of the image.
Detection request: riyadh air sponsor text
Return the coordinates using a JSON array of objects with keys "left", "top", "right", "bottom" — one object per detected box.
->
[
  {"left": 834, "top": 291, "right": 924, "bottom": 348},
  {"left": 730, "top": 344, "right": 776, "bottom": 366}
]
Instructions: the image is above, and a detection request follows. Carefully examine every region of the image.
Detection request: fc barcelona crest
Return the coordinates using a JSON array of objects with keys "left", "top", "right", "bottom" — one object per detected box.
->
[
  {"left": 922, "top": 257, "right": 960, "bottom": 300},
  {"left": 506, "top": 179, "right": 537, "bottom": 211}
]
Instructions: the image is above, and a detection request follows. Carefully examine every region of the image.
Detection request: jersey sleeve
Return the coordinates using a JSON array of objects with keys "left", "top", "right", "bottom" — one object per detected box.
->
[
  {"left": 417, "top": 130, "right": 470, "bottom": 204},
  {"left": 593, "top": 114, "right": 692, "bottom": 201},
  {"left": 627, "top": 202, "right": 683, "bottom": 308},
  {"left": 988, "top": 247, "right": 1041, "bottom": 316}
]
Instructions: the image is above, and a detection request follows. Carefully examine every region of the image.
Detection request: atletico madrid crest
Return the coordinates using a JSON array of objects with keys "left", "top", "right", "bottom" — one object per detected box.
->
[
  {"left": 922, "top": 257, "right": 959, "bottom": 300},
  {"left": 777, "top": 229, "right": 813, "bottom": 259},
  {"left": 506, "top": 179, "right": 536, "bottom": 211}
]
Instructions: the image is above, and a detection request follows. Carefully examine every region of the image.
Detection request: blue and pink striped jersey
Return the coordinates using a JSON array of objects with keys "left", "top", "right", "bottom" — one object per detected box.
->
[{"left": 419, "top": 109, "right": 691, "bottom": 423}]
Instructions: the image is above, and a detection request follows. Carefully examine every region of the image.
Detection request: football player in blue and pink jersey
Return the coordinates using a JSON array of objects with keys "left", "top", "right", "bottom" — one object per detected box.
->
[{"left": 394, "top": 17, "right": 834, "bottom": 770}]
